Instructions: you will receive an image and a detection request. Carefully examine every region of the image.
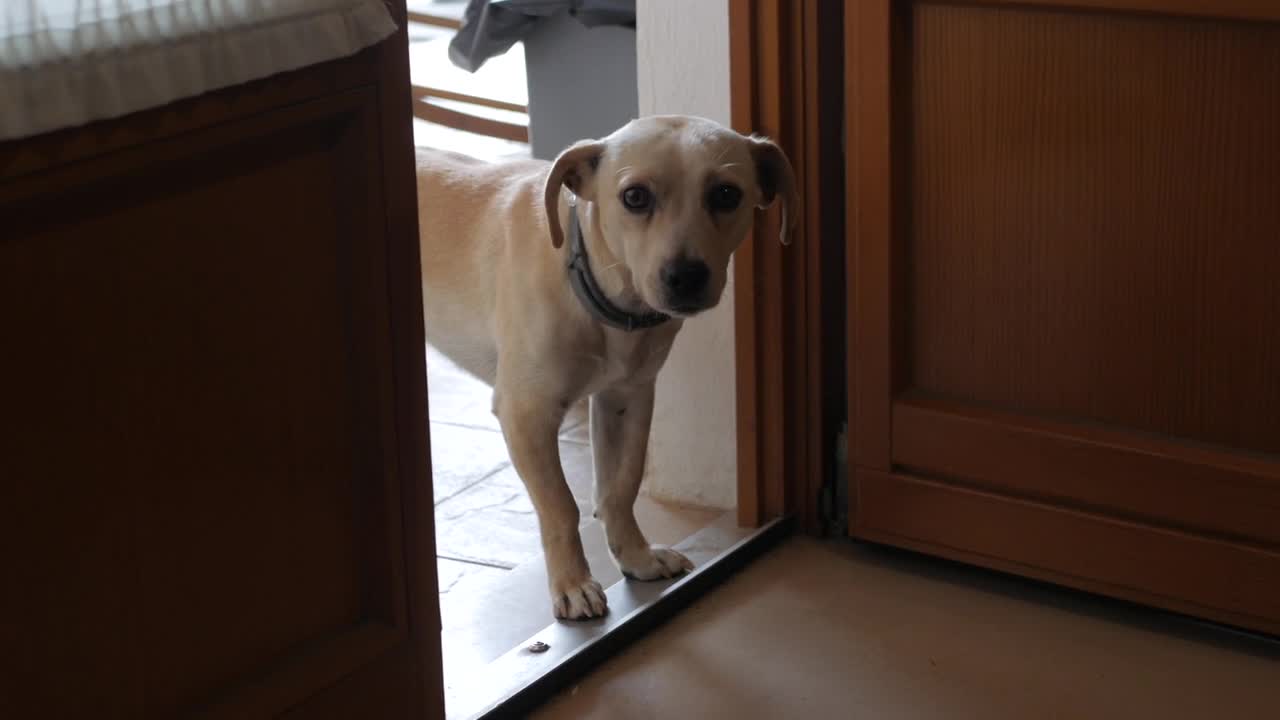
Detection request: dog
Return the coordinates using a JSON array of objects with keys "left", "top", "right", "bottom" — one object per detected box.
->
[{"left": 416, "top": 115, "right": 796, "bottom": 619}]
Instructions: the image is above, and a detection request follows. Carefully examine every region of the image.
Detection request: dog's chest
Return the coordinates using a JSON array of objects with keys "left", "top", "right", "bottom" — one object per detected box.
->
[{"left": 578, "top": 328, "right": 676, "bottom": 395}]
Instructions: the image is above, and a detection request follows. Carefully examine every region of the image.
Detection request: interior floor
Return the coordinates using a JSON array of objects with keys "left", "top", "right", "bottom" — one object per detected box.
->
[{"left": 534, "top": 536, "right": 1280, "bottom": 719}]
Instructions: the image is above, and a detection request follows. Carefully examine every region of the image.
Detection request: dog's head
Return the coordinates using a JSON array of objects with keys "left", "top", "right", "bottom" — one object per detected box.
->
[{"left": 544, "top": 116, "right": 797, "bottom": 317}]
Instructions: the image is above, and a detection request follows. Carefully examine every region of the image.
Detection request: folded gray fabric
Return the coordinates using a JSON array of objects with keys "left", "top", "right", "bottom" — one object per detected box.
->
[{"left": 448, "top": 0, "right": 635, "bottom": 72}]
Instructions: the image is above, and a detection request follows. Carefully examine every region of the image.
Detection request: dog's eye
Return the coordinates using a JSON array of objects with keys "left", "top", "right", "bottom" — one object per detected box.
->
[
  {"left": 621, "top": 186, "right": 654, "bottom": 213},
  {"left": 707, "top": 184, "right": 743, "bottom": 212}
]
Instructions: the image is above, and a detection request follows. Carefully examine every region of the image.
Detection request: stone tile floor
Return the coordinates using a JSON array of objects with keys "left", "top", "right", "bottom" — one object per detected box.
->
[
  {"left": 426, "top": 343, "right": 575, "bottom": 551},
  {"left": 427, "top": 345, "right": 593, "bottom": 573}
]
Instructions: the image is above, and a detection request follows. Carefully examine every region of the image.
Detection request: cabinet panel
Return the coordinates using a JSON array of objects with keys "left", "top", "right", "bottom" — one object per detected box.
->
[{"left": 1, "top": 87, "right": 431, "bottom": 717}]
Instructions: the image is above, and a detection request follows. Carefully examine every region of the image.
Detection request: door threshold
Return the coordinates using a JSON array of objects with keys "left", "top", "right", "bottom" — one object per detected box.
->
[{"left": 446, "top": 515, "right": 794, "bottom": 719}]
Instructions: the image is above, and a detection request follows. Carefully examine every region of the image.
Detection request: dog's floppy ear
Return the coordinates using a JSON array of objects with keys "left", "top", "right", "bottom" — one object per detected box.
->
[
  {"left": 545, "top": 139, "right": 606, "bottom": 249},
  {"left": 749, "top": 136, "right": 800, "bottom": 245}
]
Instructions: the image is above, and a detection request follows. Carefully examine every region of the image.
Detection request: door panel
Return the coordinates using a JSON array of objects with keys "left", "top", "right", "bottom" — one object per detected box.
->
[
  {"left": 847, "top": 0, "right": 1280, "bottom": 635},
  {"left": 893, "top": 397, "right": 1280, "bottom": 546},
  {"left": 906, "top": 4, "right": 1280, "bottom": 454},
  {"left": 855, "top": 468, "right": 1280, "bottom": 629}
]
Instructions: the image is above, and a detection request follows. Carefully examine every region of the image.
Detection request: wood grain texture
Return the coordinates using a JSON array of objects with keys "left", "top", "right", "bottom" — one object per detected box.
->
[
  {"left": 848, "top": 0, "right": 895, "bottom": 472},
  {"left": 855, "top": 468, "right": 1280, "bottom": 637},
  {"left": 848, "top": 0, "right": 1280, "bottom": 636},
  {"left": 410, "top": 85, "right": 528, "bottom": 114},
  {"left": 732, "top": 0, "right": 844, "bottom": 531},
  {"left": 956, "top": 0, "right": 1280, "bottom": 22},
  {"left": 894, "top": 396, "right": 1280, "bottom": 547},
  {"left": 0, "top": 3, "right": 440, "bottom": 714},
  {"left": 2, "top": 93, "right": 374, "bottom": 719},
  {"left": 411, "top": 97, "right": 529, "bottom": 142},
  {"left": 373, "top": 1, "right": 448, "bottom": 712},
  {"left": 802, "top": 0, "right": 849, "bottom": 533},
  {"left": 730, "top": 0, "right": 762, "bottom": 527},
  {"left": 731, "top": 0, "right": 789, "bottom": 527},
  {"left": 756, "top": 0, "right": 789, "bottom": 523},
  {"left": 406, "top": 10, "right": 463, "bottom": 30},
  {"left": 908, "top": 3, "right": 1280, "bottom": 456},
  {"left": 376, "top": 3, "right": 447, "bottom": 715}
]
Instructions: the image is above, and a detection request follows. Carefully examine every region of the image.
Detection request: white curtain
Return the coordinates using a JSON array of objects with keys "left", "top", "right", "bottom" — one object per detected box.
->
[{"left": 0, "top": 0, "right": 398, "bottom": 140}]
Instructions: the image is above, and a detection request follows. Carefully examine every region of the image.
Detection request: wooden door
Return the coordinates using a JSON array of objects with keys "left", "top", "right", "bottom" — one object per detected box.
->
[
  {"left": 847, "top": 0, "right": 1280, "bottom": 636},
  {"left": 0, "top": 8, "right": 443, "bottom": 716}
]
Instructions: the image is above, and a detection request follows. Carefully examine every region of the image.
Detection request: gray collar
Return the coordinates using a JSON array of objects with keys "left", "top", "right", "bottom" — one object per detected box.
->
[{"left": 566, "top": 204, "right": 670, "bottom": 332}]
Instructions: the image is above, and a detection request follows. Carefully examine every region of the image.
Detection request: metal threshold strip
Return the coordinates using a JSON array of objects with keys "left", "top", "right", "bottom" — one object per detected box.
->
[{"left": 448, "top": 515, "right": 795, "bottom": 719}]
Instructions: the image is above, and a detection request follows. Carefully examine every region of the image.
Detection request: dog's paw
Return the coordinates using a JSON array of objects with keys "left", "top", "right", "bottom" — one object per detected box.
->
[
  {"left": 618, "top": 545, "right": 694, "bottom": 581},
  {"left": 550, "top": 576, "right": 608, "bottom": 620}
]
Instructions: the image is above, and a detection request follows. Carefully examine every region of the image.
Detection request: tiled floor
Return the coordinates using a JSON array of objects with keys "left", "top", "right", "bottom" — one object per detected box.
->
[
  {"left": 534, "top": 537, "right": 1280, "bottom": 720},
  {"left": 427, "top": 344, "right": 591, "bottom": 569},
  {"left": 425, "top": 345, "right": 723, "bottom": 708},
  {"left": 445, "top": 517, "right": 758, "bottom": 719}
]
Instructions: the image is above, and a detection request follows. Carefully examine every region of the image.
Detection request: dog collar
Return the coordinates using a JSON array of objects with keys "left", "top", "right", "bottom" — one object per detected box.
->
[{"left": 566, "top": 204, "right": 671, "bottom": 332}]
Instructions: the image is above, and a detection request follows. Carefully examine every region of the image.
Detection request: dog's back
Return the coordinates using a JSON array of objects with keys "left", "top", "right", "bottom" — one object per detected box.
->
[{"left": 414, "top": 148, "right": 550, "bottom": 385}]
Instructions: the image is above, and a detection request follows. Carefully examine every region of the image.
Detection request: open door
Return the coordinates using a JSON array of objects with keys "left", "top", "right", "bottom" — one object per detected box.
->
[{"left": 846, "top": 0, "right": 1280, "bottom": 636}]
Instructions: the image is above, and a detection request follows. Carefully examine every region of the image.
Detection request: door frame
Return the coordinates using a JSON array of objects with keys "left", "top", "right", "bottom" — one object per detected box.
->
[{"left": 730, "top": 0, "right": 846, "bottom": 533}]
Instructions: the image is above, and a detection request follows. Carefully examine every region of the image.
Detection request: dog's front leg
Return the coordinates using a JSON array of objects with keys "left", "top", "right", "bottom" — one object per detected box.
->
[
  {"left": 591, "top": 383, "right": 695, "bottom": 581},
  {"left": 496, "top": 389, "right": 606, "bottom": 620}
]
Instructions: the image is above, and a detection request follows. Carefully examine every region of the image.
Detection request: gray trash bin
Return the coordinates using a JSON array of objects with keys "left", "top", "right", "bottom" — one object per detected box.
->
[{"left": 449, "top": 0, "right": 638, "bottom": 160}]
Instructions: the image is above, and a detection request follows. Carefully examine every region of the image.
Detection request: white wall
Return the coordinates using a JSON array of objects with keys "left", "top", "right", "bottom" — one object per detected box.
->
[{"left": 636, "top": 0, "right": 736, "bottom": 509}]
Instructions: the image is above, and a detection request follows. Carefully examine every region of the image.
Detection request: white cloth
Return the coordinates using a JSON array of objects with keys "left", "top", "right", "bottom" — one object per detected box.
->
[{"left": 0, "top": 0, "right": 398, "bottom": 141}]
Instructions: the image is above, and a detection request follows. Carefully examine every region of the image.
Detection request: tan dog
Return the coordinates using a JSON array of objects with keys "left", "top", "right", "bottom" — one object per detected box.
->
[{"left": 416, "top": 115, "right": 796, "bottom": 619}]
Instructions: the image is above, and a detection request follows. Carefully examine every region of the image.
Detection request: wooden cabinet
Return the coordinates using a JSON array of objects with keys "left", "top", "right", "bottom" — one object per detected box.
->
[
  {"left": 847, "top": 1, "right": 1280, "bottom": 635},
  {"left": 0, "top": 10, "right": 442, "bottom": 718}
]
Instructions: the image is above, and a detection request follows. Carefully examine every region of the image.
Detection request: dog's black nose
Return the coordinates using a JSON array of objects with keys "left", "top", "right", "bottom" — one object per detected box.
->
[{"left": 660, "top": 258, "right": 710, "bottom": 299}]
